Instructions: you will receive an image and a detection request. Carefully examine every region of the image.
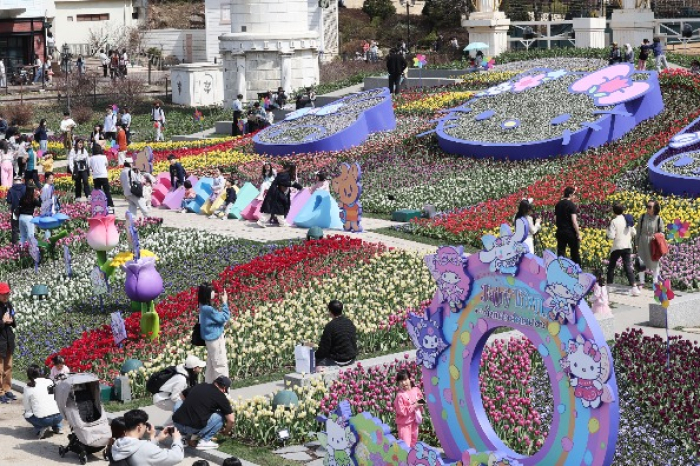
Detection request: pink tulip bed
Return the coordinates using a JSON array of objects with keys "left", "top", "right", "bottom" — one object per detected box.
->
[{"left": 317, "top": 333, "right": 700, "bottom": 462}]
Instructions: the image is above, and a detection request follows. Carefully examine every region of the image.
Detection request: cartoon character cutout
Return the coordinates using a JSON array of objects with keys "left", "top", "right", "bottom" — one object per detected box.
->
[
  {"left": 406, "top": 311, "right": 449, "bottom": 369},
  {"left": 407, "top": 443, "right": 445, "bottom": 466},
  {"left": 332, "top": 162, "right": 363, "bottom": 233},
  {"left": 479, "top": 222, "right": 528, "bottom": 275},
  {"left": 424, "top": 246, "right": 471, "bottom": 312},
  {"left": 318, "top": 401, "right": 358, "bottom": 466},
  {"left": 543, "top": 250, "right": 595, "bottom": 324},
  {"left": 91, "top": 189, "right": 109, "bottom": 217},
  {"left": 458, "top": 450, "right": 524, "bottom": 466},
  {"left": 559, "top": 335, "right": 614, "bottom": 409},
  {"left": 569, "top": 63, "right": 652, "bottom": 106}
]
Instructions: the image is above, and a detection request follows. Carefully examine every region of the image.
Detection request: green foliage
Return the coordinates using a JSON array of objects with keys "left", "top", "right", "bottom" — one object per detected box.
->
[
  {"left": 362, "top": 0, "right": 396, "bottom": 21},
  {"left": 422, "top": 0, "right": 468, "bottom": 29}
]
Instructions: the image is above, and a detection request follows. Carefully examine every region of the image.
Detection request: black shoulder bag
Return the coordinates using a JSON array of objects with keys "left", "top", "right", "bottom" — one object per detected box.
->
[{"left": 128, "top": 170, "right": 143, "bottom": 198}]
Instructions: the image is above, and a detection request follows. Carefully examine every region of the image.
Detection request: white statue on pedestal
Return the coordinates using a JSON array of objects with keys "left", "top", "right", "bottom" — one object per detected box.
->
[
  {"left": 623, "top": 0, "right": 650, "bottom": 9},
  {"left": 472, "top": 0, "right": 502, "bottom": 13}
]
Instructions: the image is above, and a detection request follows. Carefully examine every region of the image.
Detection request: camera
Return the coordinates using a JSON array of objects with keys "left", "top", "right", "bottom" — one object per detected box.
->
[{"left": 417, "top": 398, "right": 426, "bottom": 405}]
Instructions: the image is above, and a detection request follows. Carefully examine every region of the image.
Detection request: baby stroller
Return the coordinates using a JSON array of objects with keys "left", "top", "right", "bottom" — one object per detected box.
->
[{"left": 55, "top": 373, "right": 112, "bottom": 464}]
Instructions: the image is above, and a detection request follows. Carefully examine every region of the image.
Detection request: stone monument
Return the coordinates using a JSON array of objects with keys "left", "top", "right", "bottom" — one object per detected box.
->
[
  {"left": 611, "top": 0, "right": 656, "bottom": 48},
  {"left": 461, "top": 0, "right": 510, "bottom": 57},
  {"left": 219, "top": 0, "right": 320, "bottom": 105}
]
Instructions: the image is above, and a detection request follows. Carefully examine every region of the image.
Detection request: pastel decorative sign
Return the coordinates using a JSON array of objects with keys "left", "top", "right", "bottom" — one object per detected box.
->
[
  {"left": 331, "top": 162, "right": 363, "bottom": 232},
  {"left": 428, "top": 64, "right": 663, "bottom": 160},
  {"left": 253, "top": 88, "right": 396, "bottom": 156},
  {"left": 648, "top": 114, "right": 700, "bottom": 196},
  {"left": 338, "top": 228, "right": 619, "bottom": 466},
  {"left": 318, "top": 401, "right": 359, "bottom": 466}
]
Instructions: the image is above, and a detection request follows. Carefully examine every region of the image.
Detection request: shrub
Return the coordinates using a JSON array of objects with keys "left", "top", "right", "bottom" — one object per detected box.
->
[
  {"left": 71, "top": 106, "right": 95, "bottom": 125},
  {"left": 3, "top": 102, "right": 35, "bottom": 126},
  {"left": 105, "top": 77, "right": 147, "bottom": 111}
]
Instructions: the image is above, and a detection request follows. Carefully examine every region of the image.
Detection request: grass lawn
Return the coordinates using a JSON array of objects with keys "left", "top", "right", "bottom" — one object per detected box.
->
[
  {"left": 373, "top": 225, "right": 478, "bottom": 253},
  {"left": 218, "top": 439, "right": 304, "bottom": 466}
]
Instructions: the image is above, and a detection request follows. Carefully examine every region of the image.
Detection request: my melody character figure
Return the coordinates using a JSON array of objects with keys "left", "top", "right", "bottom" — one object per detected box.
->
[
  {"left": 407, "top": 312, "right": 449, "bottom": 370},
  {"left": 424, "top": 246, "right": 471, "bottom": 312},
  {"left": 543, "top": 250, "right": 595, "bottom": 324},
  {"left": 318, "top": 401, "right": 358, "bottom": 466},
  {"left": 560, "top": 335, "right": 614, "bottom": 409},
  {"left": 478, "top": 222, "right": 528, "bottom": 275},
  {"left": 332, "top": 162, "right": 363, "bottom": 232}
]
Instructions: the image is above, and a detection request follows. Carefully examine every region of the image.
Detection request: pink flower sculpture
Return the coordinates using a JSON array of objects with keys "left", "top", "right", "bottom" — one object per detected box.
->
[
  {"left": 569, "top": 63, "right": 651, "bottom": 106},
  {"left": 512, "top": 73, "right": 545, "bottom": 93},
  {"left": 86, "top": 215, "right": 119, "bottom": 251},
  {"left": 123, "top": 257, "right": 163, "bottom": 302}
]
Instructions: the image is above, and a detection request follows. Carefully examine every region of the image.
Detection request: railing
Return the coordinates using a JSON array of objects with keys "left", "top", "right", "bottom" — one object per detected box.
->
[{"left": 509, "top": 20, "right": 576, "bottom": 50}]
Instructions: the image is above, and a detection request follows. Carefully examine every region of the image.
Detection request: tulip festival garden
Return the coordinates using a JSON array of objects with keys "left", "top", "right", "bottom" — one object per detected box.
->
[{"left": 3, "top": 59, "right": 700, "bottom": 464}]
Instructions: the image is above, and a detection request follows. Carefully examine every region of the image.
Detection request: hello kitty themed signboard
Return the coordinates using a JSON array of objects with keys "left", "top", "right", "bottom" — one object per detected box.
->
[
  {"left": 426, "top": 63, "right": 663, "bottom": 160},
  {"left": 335, "top": 227, "right": 619, "bottom": 466}
]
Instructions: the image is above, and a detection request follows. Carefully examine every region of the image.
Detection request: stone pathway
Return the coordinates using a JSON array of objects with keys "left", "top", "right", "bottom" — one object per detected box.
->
[{"left": 110, "top": 197, "right": 434, "bottom": 254}]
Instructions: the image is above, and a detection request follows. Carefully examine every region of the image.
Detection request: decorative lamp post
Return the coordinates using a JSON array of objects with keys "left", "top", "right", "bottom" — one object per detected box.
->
[
  {"left": 399, "top": 0, "right": 416, "bottom": 53},
  {"left": 60, "top": 43, "right": 72, "bottom": 112}
]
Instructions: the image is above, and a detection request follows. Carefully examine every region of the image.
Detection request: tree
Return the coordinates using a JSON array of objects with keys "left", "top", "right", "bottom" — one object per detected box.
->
[
  {"left": 362, "top": 0, "right": 396, "bottom": 21},
  {"left": 422, "top": 0, "right": 470, "bottom": 30}
]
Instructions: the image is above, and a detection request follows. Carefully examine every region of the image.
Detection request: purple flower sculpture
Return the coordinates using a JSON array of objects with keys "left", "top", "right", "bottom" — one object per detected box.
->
[{"left": 123, "top": 257, "right": 163, "bottom": 302}]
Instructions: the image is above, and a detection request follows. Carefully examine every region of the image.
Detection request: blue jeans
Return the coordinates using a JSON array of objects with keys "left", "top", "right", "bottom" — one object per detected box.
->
[
  {"left": 39, "top": 140, "right": 48, "bottom": 153},
  {"left": 174, "top": 412, "right": 223, "bottom": 441},
  {"left": 19, "top": 214, "right": 35, "bottom": 245},
  {"left": 26, "top": 413, "right": 63, "bottom": 434},
  {"left": 173, "top": 399, "right": 183, "bottom": 413}
]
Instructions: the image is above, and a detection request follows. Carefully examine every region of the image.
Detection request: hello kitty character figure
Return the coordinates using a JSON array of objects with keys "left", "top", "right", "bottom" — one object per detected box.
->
[
  {"left": 424, "top": 246, "right": 471, "bottom": 312},
  {"left": 407, "top": 443, "right": 445, "bottom": 466},
  {"left": 560, "top": 335, "right": 614, "bottom": 409},
  {"left": 407, "top": 311, "right": 450, "bottom": 369},
  {"left": 479, "top": 222, "right": 528, "bottom": 275},
  {"left": 543, "top": 250, "right": 595, "bottom": 324},
  {"left": 318, "top": 401, "right": 358, "bottom": 466}
]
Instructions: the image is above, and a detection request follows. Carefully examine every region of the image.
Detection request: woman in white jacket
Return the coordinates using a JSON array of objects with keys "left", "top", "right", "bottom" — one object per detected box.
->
[
  {"left": 514, "top": 198, "right": 541, "bottom": 254},
  {"left": 606, "top": 202, "right": 640, "bottom": 296},
  {"left": 153, "top": 355, "right": 206, "bottom": 412},
  {"left": 23, "top": 364, "right": 63, "bottom": 438}
]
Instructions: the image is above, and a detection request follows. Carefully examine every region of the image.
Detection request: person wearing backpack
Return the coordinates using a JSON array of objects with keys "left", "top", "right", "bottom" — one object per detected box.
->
[
  {"left": 636, "top": 199, "right": 665, "bottom": 288},
  {"left": 151, "top": 355, "right": 206, "bottom": 412}
]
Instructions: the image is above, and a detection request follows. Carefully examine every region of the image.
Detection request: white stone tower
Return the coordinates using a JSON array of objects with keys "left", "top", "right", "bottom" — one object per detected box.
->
[{"left": 219, "top": 0, "right": 320, "bottom": 105}]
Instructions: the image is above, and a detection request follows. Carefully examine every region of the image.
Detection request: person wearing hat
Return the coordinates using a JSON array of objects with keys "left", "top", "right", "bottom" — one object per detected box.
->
[
  {"left": 258, "top": 161, "right": 303, "bottom": 228},
  {"left": 6, "top": 175, "right": 26, "bottom": 244},
  {"left": 0, "top": 282, "right": 16, "bottom": 403},
  {"left": 153, "top": 355, "right": 207, "bottom": 412},
  {"left": 172, "top": 375, "right": 234, "bottom": 450},
  {"left": 120, "top": 157, "right": 150, "bottom": 217}
]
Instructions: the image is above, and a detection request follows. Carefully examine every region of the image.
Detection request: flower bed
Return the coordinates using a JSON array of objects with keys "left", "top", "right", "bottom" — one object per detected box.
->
[
  {"left": 50, "top": 237, "right": 434, "bottom": 395},
  {"left": 12, "top": 227, "right": 264, "bottom": 376},
  {"left": 230, "top": 333, "right": 700, "bottom": 462}
]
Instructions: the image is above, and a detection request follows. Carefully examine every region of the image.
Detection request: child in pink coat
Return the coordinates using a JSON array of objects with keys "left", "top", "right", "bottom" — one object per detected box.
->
[
  {"left": 393, "top": 370, "right": 423, "bottom": 448},
  {"left": 591, "top": 271, "right": 612, "bottom": 317}
]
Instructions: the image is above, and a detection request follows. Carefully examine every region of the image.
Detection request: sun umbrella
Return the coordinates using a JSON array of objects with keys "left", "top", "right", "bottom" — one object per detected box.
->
[{"left": 464, "top": 42, "right": 489, "bottom": 51}]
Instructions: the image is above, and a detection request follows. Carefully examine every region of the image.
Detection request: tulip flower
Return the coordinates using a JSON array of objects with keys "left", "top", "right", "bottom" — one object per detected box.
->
[
  {"left": 87, "top": 214, "right": 119, "bottom": 252},
  {"left": 124, "top": 257, "right": 163, "bottom": 303}
]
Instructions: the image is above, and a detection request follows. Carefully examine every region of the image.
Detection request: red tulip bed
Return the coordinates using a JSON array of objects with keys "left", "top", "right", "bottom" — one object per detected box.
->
[
  {"left": 408, "top": 71, "right": 700, "bottom": 246},
  {"left": 49, "top": 236, "right": 391, "bottom": 382}
]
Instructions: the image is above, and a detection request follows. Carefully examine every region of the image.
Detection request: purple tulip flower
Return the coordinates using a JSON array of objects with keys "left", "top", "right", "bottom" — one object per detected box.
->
[{"left": 123, "top": 257, "right": 163, "bottom": 302}]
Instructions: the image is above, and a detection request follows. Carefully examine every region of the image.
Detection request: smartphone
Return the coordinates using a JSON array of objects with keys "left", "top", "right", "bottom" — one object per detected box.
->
[
  {"left": 146, "top": 422, "right": 152, "bottom": 430},
  {"left": 165, "top": 426, "right": 174, "bottom": 435}
]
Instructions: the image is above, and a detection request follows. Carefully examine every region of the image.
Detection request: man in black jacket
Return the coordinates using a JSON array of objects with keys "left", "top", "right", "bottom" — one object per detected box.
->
[
  {"left": 309, "top": 300, "right": 357, "bottom": 370},
  {"left": 7, "top": 176, "right": 26, "bottom": 244},
  {"left": 0, "top": 282, "right": 16, "bottom": 403},
  {"left": 168, "top": 155, "right": 186, "bottom": 190},
  {"left": 386, "top": 46, "right": 407, "bottom": 95}
]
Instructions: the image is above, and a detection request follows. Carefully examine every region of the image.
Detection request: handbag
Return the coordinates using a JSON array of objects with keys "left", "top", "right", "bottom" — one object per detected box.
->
[
  {"left": 128, "top": 170, "right": 143, "bottom": 198},
  {"left": 191, "top": 322, "right": 206, "bottom": 347}
]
